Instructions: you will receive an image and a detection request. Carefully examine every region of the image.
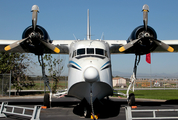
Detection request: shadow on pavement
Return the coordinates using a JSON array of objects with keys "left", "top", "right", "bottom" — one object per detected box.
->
[{"left": 73, "top": 98, "right": 121, "bottom": 119}]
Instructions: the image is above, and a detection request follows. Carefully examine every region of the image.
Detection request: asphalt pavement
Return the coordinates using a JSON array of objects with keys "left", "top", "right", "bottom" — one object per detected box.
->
[{"left": 0, "top": 96, "right": 178, "bottom": 120}]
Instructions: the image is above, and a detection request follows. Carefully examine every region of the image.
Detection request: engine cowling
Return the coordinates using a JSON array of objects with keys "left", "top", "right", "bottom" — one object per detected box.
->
[
  {"left": 126, "top": 25, "right": 158, "bottom": 55},
  {"left": 21, "top": 25, "right": 52, "bottom": 55}
]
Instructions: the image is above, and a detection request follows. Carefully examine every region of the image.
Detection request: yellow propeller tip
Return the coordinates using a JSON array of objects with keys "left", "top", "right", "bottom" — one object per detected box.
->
[
  {"left": 167, "top": 46, "right": 174, "bottom": 52},
  {"left": 54, "top": 47, "right": 60, "bottom": 53},
  {"left": 119, "top": 47, "right": 125, "bottom": 52},
  {"left": 143, "top": 9, "right": 149, "bottom": 12},
  {"left": 4, "top": 45, "right": 11, "bottom": 51}
]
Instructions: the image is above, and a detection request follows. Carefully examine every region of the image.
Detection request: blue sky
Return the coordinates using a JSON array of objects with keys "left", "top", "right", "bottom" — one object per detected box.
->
[{"left": 0, "top": 0, "right": 178, "bottom": 77}]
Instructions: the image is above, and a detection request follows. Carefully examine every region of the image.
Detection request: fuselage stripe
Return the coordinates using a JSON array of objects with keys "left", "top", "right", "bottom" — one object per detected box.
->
[
  {"left": 69, "top": 61, "right": 82, "bottom": 68},
  {"left": 101, "top": 61, "right": 111, "bottom": 69}
]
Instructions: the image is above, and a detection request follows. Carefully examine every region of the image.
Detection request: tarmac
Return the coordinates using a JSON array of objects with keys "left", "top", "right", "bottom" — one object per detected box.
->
[{"left": 0, "top": 96, "right": 178, "bottom": 120}]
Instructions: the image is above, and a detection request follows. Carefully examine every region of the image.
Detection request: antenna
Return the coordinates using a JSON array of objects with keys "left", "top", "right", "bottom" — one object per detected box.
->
[
  {"left": 100, "top": 32, "right": 104, "bottom": 40},
  {"left": 73, "top": 34, "right": 77, "bottom": 40},
  {"left": 87, "top": 9, "right": 91, "bottom": 40}
]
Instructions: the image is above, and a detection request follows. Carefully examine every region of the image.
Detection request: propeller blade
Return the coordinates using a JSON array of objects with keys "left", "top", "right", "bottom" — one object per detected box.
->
[
  {"left": 152, "top": 39, "right": 174, "bottom": 52},
  {"left": 4, "top": 37, "right": 30, "bottom": 51},
  {"left": 142, "top": 4, "right": 149, "bottom": 31},
  {"left": 119, "top": 38, "right": 141, "bottom": 52},
  {"left": 31, "top": 5, "right": 39, "bottom": 31},
  {"left": 40, "top": 40, "right": 60, "bottom": 53}
]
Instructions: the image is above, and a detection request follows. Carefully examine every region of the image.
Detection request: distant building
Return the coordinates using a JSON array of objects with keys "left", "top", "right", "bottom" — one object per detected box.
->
[
  {"left": 113, "top": 77, "right": 126, "bottom": 88},
  {"left": 154, "top": 81, "right": 160, "bottom": 87}
]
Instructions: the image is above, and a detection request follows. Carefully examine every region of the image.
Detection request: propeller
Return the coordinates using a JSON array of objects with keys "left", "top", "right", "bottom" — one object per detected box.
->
[
  {"left": 4, "top": 5, "right": 60, "bottom": 54},
  {"left": 119, "top": 4, "right": 174, "bottom": 53}
]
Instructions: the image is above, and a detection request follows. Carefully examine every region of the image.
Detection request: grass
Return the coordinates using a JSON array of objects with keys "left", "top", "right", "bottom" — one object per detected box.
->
[{"left": 117, "top": 90, "right": 178, "bottom": 100}]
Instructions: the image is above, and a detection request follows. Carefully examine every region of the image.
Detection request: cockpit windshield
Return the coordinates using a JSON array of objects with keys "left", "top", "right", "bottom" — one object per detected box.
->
[
  {"left": 87, "top": 48, "right": 94, "bottom": 54},
  {"left": 77, "top": 48, "right": 85, "bottom": 55},
  {"left": 96, "top": 48, "right": 104, "bottom": 55},
  {"left": 72, "top": 48, "right": 108, "bottom": 59}
]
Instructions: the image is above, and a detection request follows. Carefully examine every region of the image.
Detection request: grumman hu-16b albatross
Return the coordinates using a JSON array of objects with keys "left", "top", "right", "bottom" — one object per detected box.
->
[{"left": 1, "top": 4, "right": 178, "bottom": 118}]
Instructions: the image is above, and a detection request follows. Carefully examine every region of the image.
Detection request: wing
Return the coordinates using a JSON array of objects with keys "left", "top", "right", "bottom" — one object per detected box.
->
[
  {"left": 105, "top": 40, "right": 127, "bottom": 54},
  {"left": 106, "top": 40, "right": 178, "bottom": 54},
  {"left": 0, "top": 39, "right": 73, "bottom": 54}
]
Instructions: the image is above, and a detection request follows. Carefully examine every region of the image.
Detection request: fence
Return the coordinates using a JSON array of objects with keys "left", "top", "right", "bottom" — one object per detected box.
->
[
  {"left": 0, "top": 74, "right": 10, "bottom": 97},
  {"left": 0, "top": 74, "right": 68, "bottom": 97},
  {"left": 1, "top": 74, "right": 178, "bottom": 97}
]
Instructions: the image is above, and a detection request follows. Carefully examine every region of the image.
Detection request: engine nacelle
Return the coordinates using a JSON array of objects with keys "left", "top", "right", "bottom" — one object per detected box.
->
[
  {"left": 127, "top": 25, "right": 157, "bottom": 55},
  {"left": 21, "top": 25, "right": 52, "bottom": 55}
]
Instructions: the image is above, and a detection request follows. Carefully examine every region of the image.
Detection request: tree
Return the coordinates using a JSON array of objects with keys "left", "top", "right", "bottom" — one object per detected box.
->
[
  {"left": 0, "top": 52, "right": 34, "bottom": 94},
  {"left": 43, "top": 54, "right": 65, "bottom": 93}
]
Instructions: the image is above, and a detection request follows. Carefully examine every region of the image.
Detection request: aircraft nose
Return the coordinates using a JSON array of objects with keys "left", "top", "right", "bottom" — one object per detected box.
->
[{"left": 84, "top": 67, "right": 99, "bottom": 83}]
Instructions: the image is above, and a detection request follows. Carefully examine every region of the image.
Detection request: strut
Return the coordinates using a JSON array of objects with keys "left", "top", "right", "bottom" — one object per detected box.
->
[
  {"left": 90, "top": 84, "right": 98, "bottom": 120},
  {"left": 126, "top": 54, "right": 140, "bottom": 106},
  {"left": 38, "top": 55, "right": 52, "bottom": 107}
]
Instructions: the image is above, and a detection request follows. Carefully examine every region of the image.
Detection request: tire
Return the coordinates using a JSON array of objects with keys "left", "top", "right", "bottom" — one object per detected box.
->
[
  {"left": 84, "top": 107, "right": 91, "bottom": 118},
  {"left": 44, "top": 93, "right": 50, "bottom": 108},
  {"left": 128, "top": 93, "right": 135, "bottom": 106}
]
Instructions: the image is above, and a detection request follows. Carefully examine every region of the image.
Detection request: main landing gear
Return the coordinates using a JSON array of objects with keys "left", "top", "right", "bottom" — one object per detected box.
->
[
  {"left": 126, "top": 55, "right": 140, "bottom": 106},
  {"left": 38, "top": 55, "right": 52, "bottom": 108}
]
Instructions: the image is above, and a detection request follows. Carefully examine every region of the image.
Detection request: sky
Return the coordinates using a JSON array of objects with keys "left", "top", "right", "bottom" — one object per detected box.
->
[{"left": 0, "top": 0, "right": 178, "bottom": 78}]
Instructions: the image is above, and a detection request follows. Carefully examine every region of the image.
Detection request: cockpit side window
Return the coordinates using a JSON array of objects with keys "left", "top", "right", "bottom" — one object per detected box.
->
[
  {"left": 77, "top": 48, "right": 85, "bottom": 55},
  {"left": 87, "top": 48, "right": 94, "bottom": 54},
  {"left": 105, "top": 50, "right": 108, "bottom": 57},
  {"left": 72, "top": 50, "right": 76, "bottom": 58},
  {"left": 96, "top": 48, "right": 104, "bottom": 55}
]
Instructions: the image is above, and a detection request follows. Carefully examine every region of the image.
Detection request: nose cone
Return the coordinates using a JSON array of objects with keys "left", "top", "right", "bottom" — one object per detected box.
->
[{"left": 84, "top": 67, "right": 99, "bottom": 83}]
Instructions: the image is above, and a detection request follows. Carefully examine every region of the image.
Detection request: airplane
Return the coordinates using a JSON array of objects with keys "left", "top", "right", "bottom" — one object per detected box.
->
[{"left": 0, "top": 4, "right": 178, "bottom": 118}]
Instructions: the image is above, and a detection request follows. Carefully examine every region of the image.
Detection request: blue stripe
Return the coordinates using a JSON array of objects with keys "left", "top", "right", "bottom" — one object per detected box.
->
[
  {"left": 101, "top": 61, "right": 111, "bottom": 68},
  {"left": 69, "top": 61, "right": 81, "bottom": 68}
]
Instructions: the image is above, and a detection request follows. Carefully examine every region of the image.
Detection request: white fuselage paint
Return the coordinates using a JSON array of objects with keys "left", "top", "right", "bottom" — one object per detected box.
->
[{"left": 67, "top": 40, "right": 113, "bottom": 104}]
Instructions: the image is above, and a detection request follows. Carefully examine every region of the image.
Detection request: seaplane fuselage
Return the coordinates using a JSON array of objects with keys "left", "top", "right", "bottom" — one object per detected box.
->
[{"left": 67, "top": 40, "right": 113, "bottom": 103}]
